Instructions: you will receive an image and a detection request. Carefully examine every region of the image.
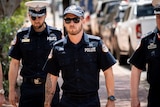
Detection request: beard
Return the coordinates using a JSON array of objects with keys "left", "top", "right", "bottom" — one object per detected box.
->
[
  {"left": 67, "top": 24, "right": 83, "bottom": 35},
  {"left": 33, "top": 23, "right": 44, "bottom": 29}
]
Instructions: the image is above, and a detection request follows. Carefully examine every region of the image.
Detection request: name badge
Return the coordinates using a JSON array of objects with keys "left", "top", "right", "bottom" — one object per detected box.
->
[
  {"left": 147, "top": 43, "right": 157, "bottom": 49},
  {"left": 22, "top": 38, "right": 30, "bottom": 42}
]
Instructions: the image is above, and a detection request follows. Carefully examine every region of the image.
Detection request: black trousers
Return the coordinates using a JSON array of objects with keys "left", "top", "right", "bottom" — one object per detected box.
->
[
  {"left": 147, "top": 85, "right": 160, "bottom": 107},
  {"left": 18, "top": 82, "right": 59, "bottom": 107},
  {"left": 59, "top": 92, "right": 100, "bottom": 107}
]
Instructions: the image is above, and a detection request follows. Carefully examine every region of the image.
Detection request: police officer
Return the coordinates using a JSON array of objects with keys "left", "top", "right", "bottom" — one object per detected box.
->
[
  {"left": 43, "top": 5, "right": 116, "bottom": 107},
  {"left": 8, "top": 1, "right": 62, "bottom": 107},
  {"left": 129, "top": 0, "right": 160, "bottom": 107}
]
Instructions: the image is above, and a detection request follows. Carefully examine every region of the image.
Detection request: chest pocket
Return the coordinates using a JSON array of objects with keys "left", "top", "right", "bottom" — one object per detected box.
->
[
  {"left": 79, "top": 52, "right": 97, "bottom": 64},
  {"left": 20, "top": 42, "right": 36, "bottom": 56},
  {"left": 57, "top": 47, "right": 97, "bottom": 67},
  {"left": 57, "top": 51, "right": 74, "bottom": 67},
  {"left": 20, "top": 40, "right": 51, "bottom": 58},
  {"left": 146, "top": 45, "right": 160, "bottom": 61}
]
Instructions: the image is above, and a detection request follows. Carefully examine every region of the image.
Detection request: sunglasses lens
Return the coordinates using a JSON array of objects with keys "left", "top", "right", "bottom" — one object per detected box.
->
[
  {"left": 64, "top": 18, "right": 71, "bottom": 24},
  {"left": 73, "top": 18, "right": 80, "bottom": 23},
  {"left": 31, "top": 16, "right": 42, "bottom": 20},
  {"left": 31, "top": 16, "right": 36, "bottom": 20},
  {"left": 64, "top": 17, "right": 80, "bottom": 24}
]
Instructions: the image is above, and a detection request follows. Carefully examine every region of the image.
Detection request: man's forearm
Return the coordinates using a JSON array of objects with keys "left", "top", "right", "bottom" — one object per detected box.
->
[
  {"left": 104, "top": 67, "right": 115, "bottom": 96},
  {"left": 8, "top": 59, "right": 20, "bottom": 91},
  {"left": 44, "top": 73, "right": 58, "bottom": 106},
  {"left": 130, "top": 65, "right": 141, "bottom": 99}
]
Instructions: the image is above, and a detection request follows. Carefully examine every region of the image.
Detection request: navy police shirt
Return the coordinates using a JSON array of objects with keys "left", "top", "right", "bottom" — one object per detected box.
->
[
  {"left": 8, "top": 24, "right": 62, "bottom": 78},
  {"left": 44, "top": 33, "right": 116, "bottom": 94},
  {"left": 129, "top": 28, "right": 160, "bottom": 85}
]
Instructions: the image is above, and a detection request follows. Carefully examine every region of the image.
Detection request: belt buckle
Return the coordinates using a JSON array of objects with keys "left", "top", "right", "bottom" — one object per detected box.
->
[{"left": 34, "top": 78, "right": 42, "bottom": 84}]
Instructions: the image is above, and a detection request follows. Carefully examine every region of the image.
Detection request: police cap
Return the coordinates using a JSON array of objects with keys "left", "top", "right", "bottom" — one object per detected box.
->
[
  {"left": 152, "top": 0, "right": 160, "bottom": 14},
  {"left": 25, "top": 1, "right": 49, "bottom": 17},
  {"left": 63, "top": 5, "right": 84, "bottom": 17}
]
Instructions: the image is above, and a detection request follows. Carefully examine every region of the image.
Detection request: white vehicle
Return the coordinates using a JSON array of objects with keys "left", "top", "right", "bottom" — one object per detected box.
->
[
  {"left": 90, "top": 0, "right": 107, "bottom": 36},
  {"left": 114, "top": 0, "right": 156, "bottom": 65},
  {"left": 90, "top": 0, "right": 119, "bottom": 37}
]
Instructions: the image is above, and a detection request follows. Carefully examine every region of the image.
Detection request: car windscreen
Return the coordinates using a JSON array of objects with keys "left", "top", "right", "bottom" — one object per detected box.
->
[{"left": 137, "top": 4, "right": 154, "bottom": 17}]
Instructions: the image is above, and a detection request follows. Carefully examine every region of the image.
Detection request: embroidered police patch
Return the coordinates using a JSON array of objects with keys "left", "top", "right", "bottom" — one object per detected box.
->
[
  {"left": 102, "top": 43, "right": 108, "bottom": 52},
  {"left": 11, "top": 36, "right": 17, "bottom": 45},
  {"left": 84, "top": 47, "right": 96, "bottom": 52}
]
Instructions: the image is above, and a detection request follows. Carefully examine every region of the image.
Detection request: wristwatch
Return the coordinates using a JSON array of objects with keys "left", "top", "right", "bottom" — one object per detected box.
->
[
  {"left": 0, "top": 89, "right": 5, "bottom": 94},
  {"left": 108, "top": 95, "right": 116, "bottom": 101}
]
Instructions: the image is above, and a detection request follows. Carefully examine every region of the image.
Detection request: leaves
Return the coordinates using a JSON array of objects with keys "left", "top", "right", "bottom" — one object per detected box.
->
[{"left": 0, "top": 0, "right": 29, "bottom": 97}]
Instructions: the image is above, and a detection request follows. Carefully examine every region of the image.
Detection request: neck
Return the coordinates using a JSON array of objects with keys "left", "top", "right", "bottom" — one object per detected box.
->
[
  {"left": 34, "top": 23, "right": 46, "bottom": 32},
  {"left": 68, "top": 31, "right": 83, "bottom": 44}
]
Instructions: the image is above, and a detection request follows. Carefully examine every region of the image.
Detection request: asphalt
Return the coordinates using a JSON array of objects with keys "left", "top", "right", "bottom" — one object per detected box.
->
[{"left": 2, "top": 6, "right": 149, "bottom": 107}]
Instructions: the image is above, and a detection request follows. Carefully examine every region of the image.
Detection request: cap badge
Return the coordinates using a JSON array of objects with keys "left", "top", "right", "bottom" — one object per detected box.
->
[
  {"left": 35, "top": 5, "right": 41, "bottom": 12},
  {"left": 68, "top": 5, "right": 77, "bottom": 10}
]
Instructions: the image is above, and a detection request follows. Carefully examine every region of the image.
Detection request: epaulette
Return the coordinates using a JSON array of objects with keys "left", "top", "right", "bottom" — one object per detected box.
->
[
  {"left": 54, "top": 37, "right": 66, "bottom": 46},
  {"left": 17, "top": 27, "right": 29, "bottom": 33},
  {"left": 141, "top": 31, "right": 153, "bottom": 39},
  {"left": 48, "top": 26, "right": 62, "bottom": 32},
  {"left": 87, "top": 34, "right": 101, "bottom": 41}
]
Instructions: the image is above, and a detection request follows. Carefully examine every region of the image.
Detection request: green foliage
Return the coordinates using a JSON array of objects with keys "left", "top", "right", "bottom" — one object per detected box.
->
[{"left": 0, "top": 0, "right": 30, "bottom": 97}]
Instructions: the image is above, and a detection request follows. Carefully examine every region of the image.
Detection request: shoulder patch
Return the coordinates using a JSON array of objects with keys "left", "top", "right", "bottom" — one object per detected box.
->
[
  {"left": 10, "top": 36, "right": 17, "bottom": 46},
  {"left": 102, "top": 42, "right": 108, "bottom": 52},
  {"left": 141, "top": 31, "right": 153, "bottom": 39}
]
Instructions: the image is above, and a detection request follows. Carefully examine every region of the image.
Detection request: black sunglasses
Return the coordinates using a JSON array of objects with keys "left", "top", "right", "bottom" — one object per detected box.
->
[
  {"left": 31, "top": 16, "right": 42, "bottom": 21},
  {"left": 64, "top": 17, "right": 80, "bottom": 24}
]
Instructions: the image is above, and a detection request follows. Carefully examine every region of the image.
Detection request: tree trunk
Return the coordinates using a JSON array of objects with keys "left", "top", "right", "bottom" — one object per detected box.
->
[
  {"left": 0, "top": 0, "right": 22, "bottom": 19},
  {"left": 62, "top": 0, "right": 69, "bottom": 36}
]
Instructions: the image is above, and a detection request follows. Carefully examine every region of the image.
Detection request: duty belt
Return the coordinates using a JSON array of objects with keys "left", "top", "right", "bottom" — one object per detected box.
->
[{"left": 23, "top": 77, "right": 45, "bottom": 85}]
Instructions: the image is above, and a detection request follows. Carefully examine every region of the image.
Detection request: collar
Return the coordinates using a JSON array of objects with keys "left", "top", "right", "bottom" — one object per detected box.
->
[
  {"left": 64, "top": 33, "right": 89, "bottom": 46},
  {"left": 30, "top": 23, "right": 48, "bottom": 36},
  {"left": 153, "top": 27, "right": 159, "bottom": 33},
  {"left": 152, "top": 27, "right": 160, "bottom": 40}
]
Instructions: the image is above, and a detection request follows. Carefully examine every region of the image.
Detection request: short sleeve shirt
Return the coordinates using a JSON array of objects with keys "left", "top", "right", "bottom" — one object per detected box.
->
[
  {"left": 129, "top": 28, "right": 160, "bottom": 85},
  {"left": 8, "top": 25, "right": 62, "bottom": 78},
  {"left": 44, "top": 33, "right": 116, "bottom": 93}
]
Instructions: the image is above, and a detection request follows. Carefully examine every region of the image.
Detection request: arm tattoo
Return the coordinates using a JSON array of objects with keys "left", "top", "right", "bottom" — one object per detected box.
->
[
  {"left": 46, "top": 74, "right": 55, "bottom": 95},
  {"left": 45, "top": 74, "right": 56, "bottom": 105}
]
